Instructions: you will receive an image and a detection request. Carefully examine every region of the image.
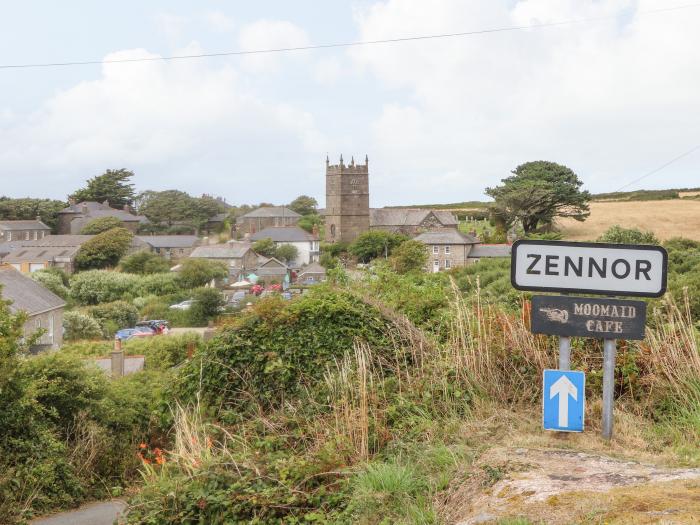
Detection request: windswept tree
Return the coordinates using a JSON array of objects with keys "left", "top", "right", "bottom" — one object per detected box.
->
[
  {"left": 486, "top": 161, "right": 590, "bottom": 233},
  {"left": 289, "top": 195, "right": 318, "bottom": 216},
  {"left": 70, "top": 169, "right": 136, "bottom": 208},
  {"left": 137, "top": 190, "right": 224, "bottom": 232},
  {"left": 0, "top": 197, "right": 66, "bottom": 232}
]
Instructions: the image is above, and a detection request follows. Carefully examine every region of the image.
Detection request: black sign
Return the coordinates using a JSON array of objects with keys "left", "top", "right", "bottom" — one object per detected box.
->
[
  {"left": 531, "top": 295, "right": 647, "bottom": 340},
  {"left": 511, "top": 240, "right": 668, "bottom": 298}
]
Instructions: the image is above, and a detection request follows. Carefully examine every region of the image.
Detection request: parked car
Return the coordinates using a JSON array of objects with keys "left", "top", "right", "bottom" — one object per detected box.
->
[
  {"left": 136, "top": 320, "right": 169, "bottom": 335},
  {"left": 115, "top": 327, "right": 155, "bottom": 341},
  {"left": 170, "top": 299, "right": 194, "bottom": 310}
]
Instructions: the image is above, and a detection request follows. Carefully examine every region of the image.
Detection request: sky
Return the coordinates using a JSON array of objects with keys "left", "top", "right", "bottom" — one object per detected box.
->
[{"left": 1, "top": 0, "right": 699, "bottom": 207}]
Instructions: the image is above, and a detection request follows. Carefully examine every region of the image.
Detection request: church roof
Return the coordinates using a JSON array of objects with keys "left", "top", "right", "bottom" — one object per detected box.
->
[
  {"left": 240, "top": 207, "right": 301, "bottom": 219},
  {"left": 369, "top": 208, "right": 458, "bottom": 227},
  {"left": 414, "top": 230, "right": 479, "bottom": 245}
]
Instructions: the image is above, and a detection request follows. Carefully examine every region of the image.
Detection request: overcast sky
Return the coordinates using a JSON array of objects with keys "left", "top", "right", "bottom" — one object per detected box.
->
[{"left": 1, "top": 0, "right": 699, "bottom": 207}]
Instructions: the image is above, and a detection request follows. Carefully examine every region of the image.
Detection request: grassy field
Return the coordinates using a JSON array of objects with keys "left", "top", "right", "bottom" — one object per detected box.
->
[{"left": 558, "top": 199, "right": 700, "bottom": 241}]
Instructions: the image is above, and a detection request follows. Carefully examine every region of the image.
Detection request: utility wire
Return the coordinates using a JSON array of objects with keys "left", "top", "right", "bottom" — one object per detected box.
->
[
  {"left": 1, "top": 3, "right": 700, "bottom": 70},
  {"left": 614, "top": 144, "right": 700, "bottom": 192}
]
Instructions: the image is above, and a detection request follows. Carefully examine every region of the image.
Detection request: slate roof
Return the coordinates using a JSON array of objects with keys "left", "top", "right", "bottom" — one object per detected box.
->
[
  {"left": 369, "top": 208, "right": 458, "bottom": 228},
  {"left": 3, "top": 245, "right": 81, "bottom": 263},
  {"left": 239, "top": 207, "right": 301, "bottom": 219},
  {"left": 190, "top": 242, "right": 252, "bottom": 259},
  {"left": 60, "top": 201, "right": 147, "bottom": 223},
  {"left": 207, "top": 213, "right": 228, "bottom": 223},
  {"left": 468, "top": 244, "right": 512, "bottom": 258},
  {"left": 298, "top": 262, "right": 326, "bottom": 277},
  {"left": 137, "top": 235, "right": 200, "bottom": 249},
  {"left": 414, "top": 230, "right": 479, "bottom": 245},
  {"left": 16, "top": 235, "right": 93, "bottom": 247},
  {"left": 250, "top": 226, "right": 317, "bottom": 243},
  {"left": 255, "top": 256, "right": 288, "bottom": 276},
  {"left": 0, "top": 220, "right": 51, "bottom": 231},
  {"left": 0, "top": 266, "right": 66, "bottom": 315}
]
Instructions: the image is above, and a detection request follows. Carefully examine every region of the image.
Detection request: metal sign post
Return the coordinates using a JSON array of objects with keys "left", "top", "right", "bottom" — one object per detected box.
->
[{"left": 512, "top": 240, "right": 668, "bottom": 441}]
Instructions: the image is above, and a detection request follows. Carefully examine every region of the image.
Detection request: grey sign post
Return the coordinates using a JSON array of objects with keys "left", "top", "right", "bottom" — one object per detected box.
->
[{"left": 512, "top": 240, "right": 667, "bottom": 440}]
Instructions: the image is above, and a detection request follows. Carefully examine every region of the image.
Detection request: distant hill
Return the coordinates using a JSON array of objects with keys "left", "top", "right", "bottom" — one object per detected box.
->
[{"left": 592, "top": 187, "right": 700, "bottom": 202}]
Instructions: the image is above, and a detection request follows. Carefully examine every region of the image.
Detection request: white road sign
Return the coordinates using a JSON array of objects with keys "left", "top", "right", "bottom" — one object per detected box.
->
[{"left": 511, "top": 240, "right": 667, "bottom": 297}]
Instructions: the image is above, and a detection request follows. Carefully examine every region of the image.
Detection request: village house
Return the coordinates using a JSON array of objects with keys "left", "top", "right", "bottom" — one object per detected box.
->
[
  {"left": 236, "top": 207, "right": 301, "bottom": 236},
  {"left": 0, "top": 265, "right": 65, "bottom": 352},
  {"left": 0, "top": 218, "right": 51, "bottom": 243},
  {"left": 250, "top": 226, "right": 320, "bottom": 267},
  {"left": 0, "top": 234, "right": 94, "bottom": 273},
  {"left": 251, "top": 256, "right": 289, "bottom": 284},
  {"left": 189, "top": 242, "right": 258, "bottom": 280},
  {"left": 58, "top": 200, "right": 148, "bottom": 234},
  {"left": 296, "top": 262, "right": 327, "bottom": 284},
  {"left": 137, "top": 235, "right": 200, "bottom": 260},
  {"left": 414, "top": 230, "right": 511, "bottom": 272}
]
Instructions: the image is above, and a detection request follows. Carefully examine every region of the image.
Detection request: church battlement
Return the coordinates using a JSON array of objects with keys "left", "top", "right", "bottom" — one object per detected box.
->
[{"left": 326, "top": 154, "right": 369, "bottom": 174}]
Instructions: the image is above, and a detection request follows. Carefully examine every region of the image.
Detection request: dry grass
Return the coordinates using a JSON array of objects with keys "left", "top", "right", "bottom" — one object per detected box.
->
[{"left": 558, "top": 199, "right": 700, "bottom": 241}]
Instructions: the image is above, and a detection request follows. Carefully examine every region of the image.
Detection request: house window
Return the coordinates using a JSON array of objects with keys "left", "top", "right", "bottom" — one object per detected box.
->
[
  {"left": 34, "top": 231, "right": 38, "bottom": 240},
  {"left": 25, "top": 232, "right": 30, "bottom": 240},
  {"left": 444, "top": 246, "right": 451, "bottom": 255},
  {"left": 432, "top": 245, "right": 439, "bottom": 255},
  {"left": 6, "top": 232, "right": 11, "bottom": 241},
  {"left": 445, "top": 259, "right": 451, "bottom": 269},
  {"left": 433, "top": 260, "right": 440, "bottom": 272}
]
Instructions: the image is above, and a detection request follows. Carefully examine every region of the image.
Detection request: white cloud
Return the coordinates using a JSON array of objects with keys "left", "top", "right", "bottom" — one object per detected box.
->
[
  {"left": 350, "top": 0, "right": 700, "bottom": 202},
  {"left": 237, "top": 19, "right": 310, "bottom": 73},
  {"left": 203, "top": 11, "right": 235, "bottom": 33},
  {"left": 154, "top": 12, "right": 188, "bottom": 40},
  {"left": 0, "top": 46, "right": 328, "bottom": 202}
]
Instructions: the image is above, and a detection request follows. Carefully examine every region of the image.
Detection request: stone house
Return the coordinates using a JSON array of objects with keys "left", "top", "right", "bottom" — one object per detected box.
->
[
  {"left": 0, "top": 218, "right": 51, "bottom": 243},
  {"left": 137, "top": 235, "right": 200, "bottom": 260},
  {"left": 414, "top": 230, "right": 480, "bottom": 272},
  {"left": 296, "top": 262, "right": 326, "bottom": 284},
  {"left": 250, "top": 226, "right": 320, "bottom": 267},
  {"left": 370, "top": 209, "right": 459, "bottom": 236},
  {"left": 0, "top": 265, "right": 65, "bottom": 352},
  {"left": 189, "top": 242, "right": 258, "bottom": 280},
  {"left": 251, "top": 256, "right": 289, "bottom": 284},
  {"left": 236, "top": 207, "right": 301, "bottom": 236},
  {"left": 58, "top": 200, "right": 148, "bottom": 234},
  {"left": 0, "top": 234, "right": 95, "bottom": 274}
]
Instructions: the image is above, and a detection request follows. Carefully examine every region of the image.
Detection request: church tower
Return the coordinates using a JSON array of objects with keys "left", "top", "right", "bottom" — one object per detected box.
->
[{"left": 325, "top": 154, "right": 370, "bottom": 244}]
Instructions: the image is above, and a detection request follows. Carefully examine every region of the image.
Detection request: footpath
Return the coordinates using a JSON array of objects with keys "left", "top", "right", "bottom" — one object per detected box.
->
[{"left": 30, "top": 500, "right": 126, "bottom": 525}]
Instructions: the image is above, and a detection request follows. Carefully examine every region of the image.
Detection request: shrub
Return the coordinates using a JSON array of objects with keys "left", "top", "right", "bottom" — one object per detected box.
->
[
  {"left": 390, "top": 240, "right": 428, "bottom": 274},
  {"left": 187, "top": 287, "right": 225, "bottom": 326},
  {"left": 80, "top": 216, "right": 124, "bottom": 235},
  {"left": 75, "top": 227, "right": 134, "bottom": 270},
  {"left": 176, "top": 259, "right": 228, "bottom": 289},
  {"left": 119, "top": 251, "right": 171, "bottom": 274},
  {"left": 122, "top": 334, "right": 200, "bottom": 370},
  {"left": 349, "top": 231, "right": 408, "bottom": 263},
  {"left": 31, "top": 269, "right": 70, "bottom": 299},
  {"left": 84, "top": 300, "right": 139, "bottom": 335},
  {"left": 70, "top": 270, "right": 139, "bottom": 305},
  {"left": 597, "top": 225, "right": 659, "bottom": 245},
  {"left": 252, "top": 238, "right": 276, "bottom": 257},
  {"left": 63, "top": 311, "right": 103, "bottom": 341},
  {"left": 274, "top": 243, "right": 299, "bottom": 264},
  {"left": 133, "top": 273, "right": 181, "bottom": 296}
]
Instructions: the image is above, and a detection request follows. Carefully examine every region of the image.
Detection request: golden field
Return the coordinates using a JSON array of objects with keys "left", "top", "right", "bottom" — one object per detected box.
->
[{"left": 558, "top": 199, "right": 700, "bottom": 241}]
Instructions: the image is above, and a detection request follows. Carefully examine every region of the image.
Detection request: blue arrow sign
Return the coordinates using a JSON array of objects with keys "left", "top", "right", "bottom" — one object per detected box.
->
[{"left": 543, "top": 369, "right": 585, "bottom": 432}]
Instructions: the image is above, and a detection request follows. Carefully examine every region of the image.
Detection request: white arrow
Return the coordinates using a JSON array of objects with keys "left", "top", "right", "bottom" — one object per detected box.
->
[{"left": 550, "top": 375, "right": 578, "bottom": 428}]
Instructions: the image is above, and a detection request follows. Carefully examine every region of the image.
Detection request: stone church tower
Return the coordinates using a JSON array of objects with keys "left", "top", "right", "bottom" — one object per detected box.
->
[{"left": 325, "top": 155, "right": 370, "bottom": 244}]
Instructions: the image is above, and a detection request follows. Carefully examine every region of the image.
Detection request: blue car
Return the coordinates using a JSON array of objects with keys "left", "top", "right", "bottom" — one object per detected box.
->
[{"left": 114, "top": 326, "right": 154, "bottom": 341}]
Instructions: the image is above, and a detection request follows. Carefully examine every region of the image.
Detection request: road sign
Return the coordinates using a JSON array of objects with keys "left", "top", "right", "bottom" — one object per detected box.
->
[
  {"left": 531, "top": 295, "right": 647, "bottom": 340},
  {"left": 511, "top": 240, "right": 667, "bottom": 297},
  {"left": 543, "top": 369, "right": 585, "bottom": 432}
]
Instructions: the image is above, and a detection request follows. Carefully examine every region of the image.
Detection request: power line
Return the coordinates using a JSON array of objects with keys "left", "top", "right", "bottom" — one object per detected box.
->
[
  {"left": 614, "top": 143, "right": 700, "bottom": 192},
  {"left": 2, "top": 3, "right": 700, "bottom": 70}
]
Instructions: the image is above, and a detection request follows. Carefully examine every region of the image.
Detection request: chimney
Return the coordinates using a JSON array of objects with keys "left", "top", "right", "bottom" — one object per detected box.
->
[
  {"left": 311, "top": 224, "right": 319, "bottom": 237},
  {"left": 111, "top": 339, "right": 124, "bottom": 378},
  {"left": 68, "top": 197, "right": 76, "bottom": 206},
  {"left": 81, "top": 203, "right": 88, "bottom": 214},
  {"left": 102, "top": 199, "right": 110, "bottom": 207},
  {"left": 123, "top": 203, "right": 130, "bottom": 213},
  {"left": 35, "top": 215, "right": 42, "bottom": 222}
]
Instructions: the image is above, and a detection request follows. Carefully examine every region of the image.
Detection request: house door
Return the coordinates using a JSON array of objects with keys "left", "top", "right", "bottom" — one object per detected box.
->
[{"left": 433, "top": 260, "right": 440, "bottom": 273}]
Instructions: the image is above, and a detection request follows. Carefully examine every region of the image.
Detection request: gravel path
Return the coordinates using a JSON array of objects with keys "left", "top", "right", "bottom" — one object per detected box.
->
[{"left": 30, "top": 500, "right": 127, "bottom": 525}]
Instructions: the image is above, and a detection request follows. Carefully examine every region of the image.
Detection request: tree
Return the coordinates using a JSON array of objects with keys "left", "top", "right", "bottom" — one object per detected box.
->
[
  {"left": 137, "top": 190, "right": 223, "bottom": 232},
  {"left": 486, "top": 161, "right": 590, "bottom": 233},
  {"left": 188, "top": 288, "right": 225, "bottom": 325},
  {"left": 75, "top": 227, "right": 134, "bottom": 270},
  {"left": 390, "top": 240, "right": 429, "bottom": 274},
  {"left": 30, "top": 270, "right": 69, "bottom": 299},
  {"left": 119, "top": 251, "right": 171, "bottom": 274},
  {"left": 70, "top": 169, "right": 136, "bottom": 208},
  {"left": 349, "top": 231, "right": 409, "bottom": 263},
  {"left": 176, "top": 259, "right": 228, "bottom": 289},
  {"left": 253, "top": 238, "right": 277, "bottom": 258},
  {"left": 289, "top": 195, "right": 318, "bottom": 216},
  {"left": 297, "top": 213, "right": 323, "bottom": 234},
  {"left": 274, "top": 244, "right": 299, "bottom": 264},
  {"left": 80, "top": 216, "right": 123, "bottom": 234},
  {"left": 597, "top": 225, "right": 659, "bottom": 245},
  {"left": 0, "top": 197, "right": 66, "bottom": 232}
]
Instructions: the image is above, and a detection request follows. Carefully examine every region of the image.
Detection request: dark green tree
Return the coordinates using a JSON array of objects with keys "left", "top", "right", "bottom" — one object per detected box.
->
[
  {"left": 119, "top": 251, "right": 171, "bottom": 274},
  {"left": 289, "top": 195, "right": 318, "bottom": 216},
  {"left": 390, "top": 240, "right": 429, "bottom": 274},
  {"left": 253, "top": 238, "right": 277, "bottom": 258},
  {"left": 188, "top": 287, "right": 225, "bottom": 325},
  {"left": 274, "top": 244, "right": 299, "bottom": 264},
  {"left": 349, "top": 231, "right": 408, "bottom": 263},
  {"left": 70, "top": 169, "right": 136, "bottom": 208},
  {"left": 176, "top": 259, "right": 228, "bottom": 289},
  {"left": 0, "top": 197, "right": 66, "bottom": 232},
  {"left": 80, "top": 216, "right": 124, "bottom": 235},
  {"left": 137, "top": 190, "right": 223, "bottom": 232},
  {"left": 75, "top": 227, "right": 134, "bottom": 270},
  {"left": 486, "top": 161, "right": 590, "bottom": 233}
]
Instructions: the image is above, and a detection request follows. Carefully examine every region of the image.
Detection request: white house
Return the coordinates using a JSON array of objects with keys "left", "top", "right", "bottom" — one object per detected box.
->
[{"left": 250, "top": 226, "right": 319, "bottom": 267}]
